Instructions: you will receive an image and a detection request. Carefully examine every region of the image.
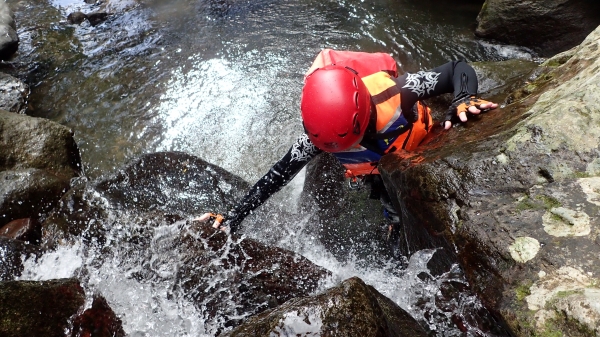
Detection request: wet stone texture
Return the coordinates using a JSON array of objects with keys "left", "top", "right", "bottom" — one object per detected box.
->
[
  {"left": 221, "top": 277, "right": 427, "bottom": 337},
  {"left": 176, "top": 220, "right": 331, "bottom": 331},
  {"left": 379, "top": 26, "right": 600, "bottom": 336},
  {"left": 0, "top": 278, "right": 85, "bottom": 337}
]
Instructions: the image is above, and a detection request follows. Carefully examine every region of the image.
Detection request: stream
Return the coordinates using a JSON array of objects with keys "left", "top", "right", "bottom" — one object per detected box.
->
[{"left": 7, "top": 0, "right": 536, "bottom": 335}]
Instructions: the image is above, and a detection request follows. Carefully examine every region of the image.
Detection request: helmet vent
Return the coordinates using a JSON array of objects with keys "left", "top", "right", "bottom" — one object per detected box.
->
[
  {"left": 352, "top": 77, "right": 358, "bottom": 89},
  {"left": 352, "top": 113, "right": 361, "bottom": 135},
  {"left": 354, "top": 92, "right": 359, "bottom": 108}
]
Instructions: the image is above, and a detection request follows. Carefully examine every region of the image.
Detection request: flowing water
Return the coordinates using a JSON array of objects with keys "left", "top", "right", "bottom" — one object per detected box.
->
[{"left": 8, "top": 0, "right": 536, "bottom": 335}]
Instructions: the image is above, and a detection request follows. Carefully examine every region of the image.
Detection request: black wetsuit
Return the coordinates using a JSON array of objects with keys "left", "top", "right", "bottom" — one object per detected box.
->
[{"left": 223, "top": 60, "right": 480, "bottom": 232}]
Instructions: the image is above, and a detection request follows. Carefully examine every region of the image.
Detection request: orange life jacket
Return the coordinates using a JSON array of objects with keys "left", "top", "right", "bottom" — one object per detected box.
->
[{"left": 306, "top": 50, "right": 432, "bottom": 177}]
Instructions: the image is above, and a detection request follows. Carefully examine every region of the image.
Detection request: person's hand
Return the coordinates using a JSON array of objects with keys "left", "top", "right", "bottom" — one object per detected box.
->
[
  {"left": 196, "top": 213, "right": 227, "bottom": 232},
  {"left": 195, "top": 211, "right": 240, "bottom": 234},
  {"left": 444, "top": 96, "right": 498, "bottom": 130}
]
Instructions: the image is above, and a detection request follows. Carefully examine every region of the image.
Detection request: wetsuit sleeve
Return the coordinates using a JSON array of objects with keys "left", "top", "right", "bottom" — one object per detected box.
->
[
  {"left": 395, "top": 60, "right": 478, "bottom": 119},
  {"left": 224, "top": 134, "right": 323, "bottom": 232}
]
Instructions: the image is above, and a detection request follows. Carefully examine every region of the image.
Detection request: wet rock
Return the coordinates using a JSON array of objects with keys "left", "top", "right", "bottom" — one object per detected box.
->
[
  {"left": 222, "top": 277, "right": 427, "bottom": 337},
  {"left": 177, "top": 220, "right": 331, "bottom": 330},
  {"left": 0, "top": 237, "right": 42, "bottom": 281},
  {"left": 67, "top": 11, "right": 88, "bottom": 25},
  {"left": 0, "top": 278, "right": 86, "bottom": 337},
  {"left": 71, "top": 295, "right": 126, "bottom": 337},
  {"left": 0, "top": 73, "right": 29, "bottom": 113},
  {"left": 379, "top": 26, "right": 600, "bottom": 336},
  {"left": 43, "top": 151, "right": 250, "bottom": 246},
  {"left": 0, "top": 109, "right": 81, "bottom": 227},
  {"left": 0, "top": 218, "right": 41, "bottom": 244},
  {"left": 41, "top": 151, "right": 330, "bottom": 330},
  {"left": 87, "top": 12, "right": 109, "bottom": 26},
  {"left": 475, "top": 0, "right": 600, "bottom": 57},
  {"left": 0, "top": 0, "right": 18, "bottom": 60}
]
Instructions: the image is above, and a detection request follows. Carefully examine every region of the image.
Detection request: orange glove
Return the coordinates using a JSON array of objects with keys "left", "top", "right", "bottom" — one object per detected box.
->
[{"left": 444, "top": 96, "right": 498, "bottom": 130}]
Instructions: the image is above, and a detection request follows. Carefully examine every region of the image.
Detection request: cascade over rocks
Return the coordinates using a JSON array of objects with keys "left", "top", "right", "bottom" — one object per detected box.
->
[
  {"left": 41, "top": 151, "right": 331, "bottom": 331},
  {"left": 475, "top": 0, "right": 600, "bottom": 57},
  {"left": 221, "top": 277, "right": 428, "bottom": 337},
  {"left": 379, "top": 26, "right": 600, "bottom": 336}
]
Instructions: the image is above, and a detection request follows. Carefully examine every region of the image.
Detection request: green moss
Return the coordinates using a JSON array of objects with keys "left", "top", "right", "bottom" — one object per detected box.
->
[
  {"left": 535, "top": 195, "right": 561, "bottom": 209},
  {"left": 573, "top": 171, "right": 591, "bottom": 178},
  {"left": 515, "top": 282, "right": 533, "bottom": 301},
  {"left": 516, "top": 196, "right": 538, "bottom": 212}
]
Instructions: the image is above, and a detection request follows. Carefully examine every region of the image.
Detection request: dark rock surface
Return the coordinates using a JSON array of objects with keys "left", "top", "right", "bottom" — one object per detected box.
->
[
  {"left": 0, "top": 278, "right": 86, "bottom": 337},
  {"left": 222, "top": 277, "right": 428, "bottom": 337},
  {"left": 475, "top": 0, "right": 600, "bottom": 56}
]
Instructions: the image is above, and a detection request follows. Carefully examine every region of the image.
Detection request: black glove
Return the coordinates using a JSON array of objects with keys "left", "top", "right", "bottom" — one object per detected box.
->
[{"left": 444, "top": 96, "right": 497, "bottom": 129}]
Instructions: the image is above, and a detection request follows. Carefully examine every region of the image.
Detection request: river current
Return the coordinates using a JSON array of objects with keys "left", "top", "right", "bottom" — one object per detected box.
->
[{"left": 9, "top": 0, "right": 535, "bottom": 335}]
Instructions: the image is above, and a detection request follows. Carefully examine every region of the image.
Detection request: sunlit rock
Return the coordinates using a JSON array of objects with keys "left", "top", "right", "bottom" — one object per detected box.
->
[
  {"left": 379, "top": 26, "right": 600, "bottom": 336},
  {"left": 0, "top": 110, "right": 82, "bottom": 228},
  {"left": 222, "top": 277, "right": 427, "bottom": 337},
  {"left": 0, "top": 278, "right": 85, "bottom": 336}
]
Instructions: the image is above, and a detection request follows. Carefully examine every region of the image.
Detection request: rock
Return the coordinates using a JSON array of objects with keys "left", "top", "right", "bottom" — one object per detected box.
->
[
  {"left": 0, "top": 278, "right": 86, "bottom": 337},
  {"left": 222, "top": 277, "right": 427, "bottom": 337},
  {"left": 475, "top": 0, "right": 600, "bottom": 57},
  {"left": 0, "top": 237, "right": 42, "bottom": 281},
  {"left": 67, "top": 11, "right": 87, "bottom": 25},
  {"left": 176, "top": 220, "right": 331, "bottom": 330},
  {"left": 87, "top": 12, "right": 109, "bottom": 26},
  {"left": 0, "top": 73, "right": 28, "bottom": 113},
  {"left": 0, "top": 110, "right": 82, "bottom": 227},
  {"left": 70, "top": 295, "right": 126, "bottom": 337},
  {"left": 0, "top": 218, "right": 41, "bottom": 244},
  {"left": 0, "top": 0, "right": 18, "bottom": 60},
  {"left": 43, "top": 151, "right": 249, "bottom": 246},
  {"left": 378, "top": 26, "right": 600, "bottom": 336}
]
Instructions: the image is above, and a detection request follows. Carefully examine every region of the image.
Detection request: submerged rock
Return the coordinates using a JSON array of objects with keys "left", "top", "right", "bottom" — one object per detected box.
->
[
  {"left": 475, "top": 0, "right": 600, "bottom": 56},
  {"left": 379, "top": 26, "right": 600, "bottom": 336},
  {"left": 0, "top": 237, "right": 42, "bottom": 281},
  {"left": 222, "top": 277, "right": 427, "bottom": 337}
]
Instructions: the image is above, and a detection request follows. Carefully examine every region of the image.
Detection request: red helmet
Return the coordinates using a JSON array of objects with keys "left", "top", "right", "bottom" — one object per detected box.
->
[{"left": 301, "top": 65, "right": 371, "bottom": 152}]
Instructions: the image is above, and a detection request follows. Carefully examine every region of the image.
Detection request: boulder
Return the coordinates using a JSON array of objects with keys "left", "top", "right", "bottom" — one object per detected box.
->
[
  {"left": 475, "top": 0, "right": 600, "bottom": 57},
  {"left": 221, "top": 277, "right": 428, "bottom": 337},
  {"left": 0, "top": 73, "right": 29, "bottom": 113},
  {"left": 0, "top": 218, "right": 41, "bottom": 244},
  {"left": 0, "top": 278, "right": 85, "bottom": 337},
  {"left": 0, "top": 110, "right": 81, "bottom": 228},
  {"left": 70, "top": 295, "right": 126, "bottom": 337},
  {"left": 177, "top": 220, "right": 331, "bottom": 330},
  {"left": 0, "top": 0, "right": 18, "bottom": 60},
  {"left": 379, "top": 26, "right": 600, "bottom": 336}
]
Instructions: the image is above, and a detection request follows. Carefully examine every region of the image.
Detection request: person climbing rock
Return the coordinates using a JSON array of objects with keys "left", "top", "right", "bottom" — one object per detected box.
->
[{"left": 198, "top": 49, "right": 498, "bottom": 239}]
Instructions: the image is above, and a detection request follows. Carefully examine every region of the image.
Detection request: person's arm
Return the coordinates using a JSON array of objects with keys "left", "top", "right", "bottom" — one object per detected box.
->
[
  {"left": 205, "top": 134, "right": 323, "bottom": 233},
  {"left": 395, "top": 60, "right": 497, "bottom": 128}
]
